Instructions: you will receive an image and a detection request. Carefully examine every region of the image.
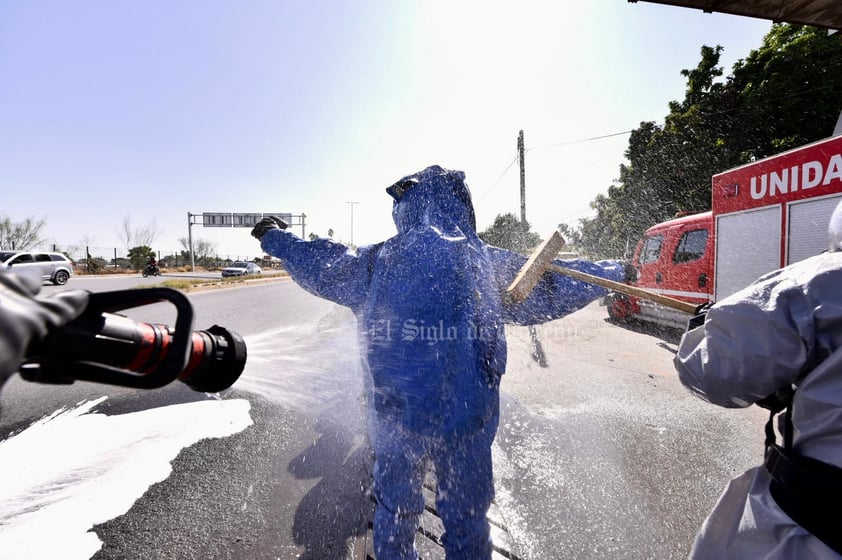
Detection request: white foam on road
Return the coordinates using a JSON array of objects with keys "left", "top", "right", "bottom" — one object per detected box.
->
[{"left": 0, "top": 396, "right": 253, "bottom": 559}]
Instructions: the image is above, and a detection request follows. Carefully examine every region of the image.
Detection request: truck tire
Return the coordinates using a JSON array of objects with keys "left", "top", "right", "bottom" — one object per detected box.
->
[{"left": 606, "top": 293, "right": 632, "bottom": 323}]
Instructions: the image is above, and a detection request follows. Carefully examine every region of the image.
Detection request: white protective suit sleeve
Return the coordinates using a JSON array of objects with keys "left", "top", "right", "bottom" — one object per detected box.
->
[
  {"left": 0, "top": 271, "right": 89, "bottom": 389},
  {"left": 678, "top": 252, "right": 842, "bottom": 559},
  {"left": 674, "top": 262, "right": 817, "bottom": 408}
]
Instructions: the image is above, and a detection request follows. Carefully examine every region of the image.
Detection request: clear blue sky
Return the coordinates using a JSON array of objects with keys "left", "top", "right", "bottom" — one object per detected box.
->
[{"left": 0, "top": 0, "right": 772, "bottom": 258}]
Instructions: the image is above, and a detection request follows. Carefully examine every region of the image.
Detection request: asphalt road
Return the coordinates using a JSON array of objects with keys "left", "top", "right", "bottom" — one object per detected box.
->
[{"left": 0, "top": 276, "right": 768, "bottom": 559}]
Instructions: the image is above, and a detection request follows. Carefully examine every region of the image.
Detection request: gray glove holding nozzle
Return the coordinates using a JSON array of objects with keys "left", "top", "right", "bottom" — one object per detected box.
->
[
  {"left": 686, "top": 302, "right": 713, "bottom": 331},
  {"left": 251, "top": 216, "right": 288, "bottom": 240},
  {"left": 0, "top": 271, "right": 89, "bottom": 389}
]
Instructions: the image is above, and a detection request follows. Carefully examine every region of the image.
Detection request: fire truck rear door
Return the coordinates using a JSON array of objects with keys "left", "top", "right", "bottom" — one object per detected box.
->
[
  {"left": 787, "top": 194, "right": 842, "bottom": 264},
  {"left": 715, "top": 206, "right": 781, "bottom": 301}
]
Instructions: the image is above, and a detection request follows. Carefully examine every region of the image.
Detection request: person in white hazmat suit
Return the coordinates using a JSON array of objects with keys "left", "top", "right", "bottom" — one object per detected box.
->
[{"left": 674, "top": 198, "right": 842, "bottom": 559}]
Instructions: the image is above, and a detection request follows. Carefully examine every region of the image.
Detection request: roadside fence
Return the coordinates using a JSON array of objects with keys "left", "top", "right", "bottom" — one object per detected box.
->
[{"left": 26, "top": 244, "right": 278, "bottom": 274}]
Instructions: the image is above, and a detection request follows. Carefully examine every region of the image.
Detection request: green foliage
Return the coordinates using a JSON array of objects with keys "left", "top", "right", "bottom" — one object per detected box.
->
[
  {"left": 728, "top": 25, "right": 842, "bottom": 157},
  {"left": 0, "top": 214, "right": 46, "bottom": 250},
  {"left": 571, "top": 24, "right": 842, "bottom": 257},
  {"left": 127, "top": 245, "right": 155, "bottom": 271},
  {"left": 479, "top": 213, "right": 542, "bottom": 255}
]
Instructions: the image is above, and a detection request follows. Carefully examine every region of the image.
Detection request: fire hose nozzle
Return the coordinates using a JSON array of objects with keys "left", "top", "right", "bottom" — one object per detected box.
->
[
  {"left": 21, "top": 288, "right": 247, "bottom": 393},
  {"left": 178, "top": 324, "right": 247, "bottom": 393}
]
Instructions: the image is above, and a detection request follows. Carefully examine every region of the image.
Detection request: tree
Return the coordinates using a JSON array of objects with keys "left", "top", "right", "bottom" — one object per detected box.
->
[
  {"left": 557, "top": 223, "right": 582, "bottom": 251},
  {"left": 177, "top": 237, "right": 217, "bottom": 267},
  {"left": 0, "top": 214, "right": 46, "bottom": 250},
  {"left": 116, "top": 215, "right": 162, "bottom": 253},
  {"left": 85, "top": 254, "right": 108, "bottom": 273},
  {"left": 726, "top": 24, "right": 842, "bottom": 158},
  {"left": 127, "top": 245, "right": 154, "bottom": 271},
  {"left": 478, "top": 213, "right": 542, "bottom": 255},
  {"left": 572, "top": 24, "right": 842, "bottom": 257}
]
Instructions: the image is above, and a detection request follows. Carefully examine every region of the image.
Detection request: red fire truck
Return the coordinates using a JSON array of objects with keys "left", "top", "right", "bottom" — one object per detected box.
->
[{"left": 605, "top": 134, "right": 842, "bottom": 328}]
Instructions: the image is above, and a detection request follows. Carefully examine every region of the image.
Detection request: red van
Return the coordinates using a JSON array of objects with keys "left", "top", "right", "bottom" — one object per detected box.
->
[{"left": 605, "top": 211, "right": 713, "bottom": 328}]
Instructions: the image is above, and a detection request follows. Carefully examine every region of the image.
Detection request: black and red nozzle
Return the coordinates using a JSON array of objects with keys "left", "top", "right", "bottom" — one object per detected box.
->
[
  {"left": 21, "top": 288, "right": 247, "bottom": 393},
  {"left": 178, "top": 324, "right": 247, "bottom": 393}
]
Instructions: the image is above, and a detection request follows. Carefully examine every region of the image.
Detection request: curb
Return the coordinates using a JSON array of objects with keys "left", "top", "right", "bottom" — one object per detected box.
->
[{"left": 185, "top": 274, "right": 292, "bottom": 293}]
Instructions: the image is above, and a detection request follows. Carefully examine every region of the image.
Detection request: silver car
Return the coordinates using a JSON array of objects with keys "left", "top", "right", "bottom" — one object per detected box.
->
[
  {"left": 0, "top": 251, "right": 75, "bottom": 285},
  {"left": 221, "top": 261, "right": 262, "bottom": 278}
]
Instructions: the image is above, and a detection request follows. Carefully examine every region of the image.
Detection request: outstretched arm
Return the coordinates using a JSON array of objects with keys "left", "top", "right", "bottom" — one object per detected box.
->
[
  {"left": 674, "top": 268, "right": 812, "bottom": 408},
  {"left": 258, "top": 228, "right": 380, "bottom": 310},
  {"left": 490, "top": 246, "right": 624, "bottom": 325}
]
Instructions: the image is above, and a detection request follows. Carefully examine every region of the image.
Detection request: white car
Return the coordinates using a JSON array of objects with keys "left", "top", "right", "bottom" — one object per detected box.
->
[
  {"left": 0, "top": 250, "right": 74, "bottom": 285},
  {"left": 221, "top": 261, "right": 262, "bottom": 278}
]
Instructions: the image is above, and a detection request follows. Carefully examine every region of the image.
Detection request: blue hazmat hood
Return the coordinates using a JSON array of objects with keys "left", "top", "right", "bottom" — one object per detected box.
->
[{"left": 386, "top": 165, "right": 477, "bottom": 236}]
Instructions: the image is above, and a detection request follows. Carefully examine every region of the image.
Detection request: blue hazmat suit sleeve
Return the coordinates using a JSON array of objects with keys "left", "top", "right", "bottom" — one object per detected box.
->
[
  {"left": 260, "top": 229, "right": 379, "bottom": 311},
  {"left": 489, "top": 247, "right": 625, "bottom": 325},
  {"left": 673, "top": 266, "right": 815, "bottom": 408}
]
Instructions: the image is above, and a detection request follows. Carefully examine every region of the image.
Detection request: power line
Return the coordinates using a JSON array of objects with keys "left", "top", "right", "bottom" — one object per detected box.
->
[
  {"left": 529, "top": 129, "right": 634, "bottom": 150},
  {"left": 474, "top": 80, "right": 840, "bottom": 215},
  {"left": 522, "top": 80, "right": 841, "bottom": 152},
  {"left": 475, "top": 153, "right": 519, "bottom": 205},
  {"left": 474, "top": 128, "right": 633, "bottom": 207}
]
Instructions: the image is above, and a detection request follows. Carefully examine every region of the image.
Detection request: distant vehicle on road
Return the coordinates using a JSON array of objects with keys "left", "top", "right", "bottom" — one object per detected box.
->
[
  {"left": 0, "top": 250, "right": 74, "bottom": 285},
  {"left": 142, "top": 263, "right": 161, "bottom": 277},
  {"left": 221, "top": 261, "right": 262, "bottom": 278}
]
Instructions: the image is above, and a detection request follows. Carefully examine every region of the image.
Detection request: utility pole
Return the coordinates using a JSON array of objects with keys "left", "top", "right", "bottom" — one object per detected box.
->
[
  {"left": 346, "top": 201, "right": 359, "bottom": 245},
  {"left": 518, "top": 129, "right": 526, "bottom": 222},
  {"left": 187, "top": 212, "right": 195, "bottom": 272},
  {"left": 517, "top": 129, "right": 546, "bottom": 367}
]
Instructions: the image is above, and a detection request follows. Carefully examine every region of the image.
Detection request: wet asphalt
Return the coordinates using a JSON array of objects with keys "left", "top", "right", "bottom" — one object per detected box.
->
[{"left": 1, "top": 277, "right": 767, "bottom": 559}]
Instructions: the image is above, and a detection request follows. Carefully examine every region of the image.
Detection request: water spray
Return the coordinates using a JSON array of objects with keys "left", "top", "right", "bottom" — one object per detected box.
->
[{"left": 20, "top": 288, "right": 247, "bottom": 393}]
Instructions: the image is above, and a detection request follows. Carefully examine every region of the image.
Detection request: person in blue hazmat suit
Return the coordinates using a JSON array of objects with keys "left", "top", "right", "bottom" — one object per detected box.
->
[
  {"left": 251, "top": 165, "right": 624, "bottom": 559},
  {"left": 674, "top": 198, "right": 842, "bottom": 559}
]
